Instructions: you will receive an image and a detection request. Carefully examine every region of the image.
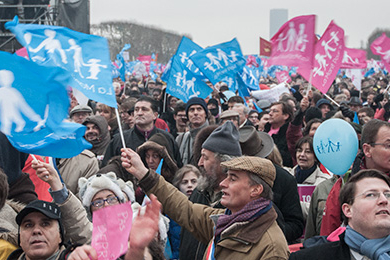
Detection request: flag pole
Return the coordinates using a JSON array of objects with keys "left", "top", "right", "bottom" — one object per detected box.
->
[
  {"left": 324, "top": 93, "right": 340, "bottom": 108},
  {"left": 306, "top": 69, "right": 314, "bottom": 97},
  {"left": 115, "top": 108, "right": 127, "bottom": 149}
]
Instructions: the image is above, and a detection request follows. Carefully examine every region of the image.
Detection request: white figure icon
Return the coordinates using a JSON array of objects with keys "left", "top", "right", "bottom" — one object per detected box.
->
[
  {"left": 342, "top": 51, "right": 358, "bottom": 64},
  {"left": 28, "top": 29, "right": 68, "bottom": 64},
  {"left": 329, "top": 31, "right": 340, "bottom": 46},
  {"left": 67, "top": 39, "right": 85, "bottom": 78},
  {"left": 174, "top": 71, "right": 187, "bottom": 86},
  {"left": 229, "top": 51, "right": 239, "bottom": 62},
  {"left": 179, "top": 52, "right": 189, "bottom": 64},
  {"left": 285, "top": 22, "right": 297, "bottom": 51},
  {"left": 374, "top": 46, "right": 390, "bottom": 63},
  {"left": 217, "top": 48, "right": 230, "bottom": 66},
  {"left": 204, "top": 61, "right": 216, "bottom": 72},
  {"left": 84, "top": 59, "right": 107, "bottom": 80},
  {"left": 295, "top": 24, "right": 308, "bottom": 52},
  {"left": 276, "top": 33, "right": 285, "bottom": 52},
  {"left": 313, "top": 54, "right": 328, "bottom": 77},
  {"left": 185, "top": 77, "right": 199, "bottom": 96},
  {"left": 206, "top": 53, "right": 223, "bottom": 69},
  {"left": 0, "top": 70, "right": 46, "bottom": 136}
]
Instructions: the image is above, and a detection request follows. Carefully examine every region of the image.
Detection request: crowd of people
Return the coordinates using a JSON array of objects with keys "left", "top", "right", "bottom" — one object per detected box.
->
[{"left": 1, "top": 71, "right": 390, "bottom": 260}]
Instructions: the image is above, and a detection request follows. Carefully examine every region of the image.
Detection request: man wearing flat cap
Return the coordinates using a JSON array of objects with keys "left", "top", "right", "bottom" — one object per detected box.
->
[{"left": 121, "top": 147, "right": 289, "bottom": 259}]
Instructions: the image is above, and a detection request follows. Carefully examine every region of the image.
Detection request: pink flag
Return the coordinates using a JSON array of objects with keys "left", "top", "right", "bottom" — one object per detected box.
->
[
  {"left": 371, "top": 33, "right": 390, "bottom": 71},
  {"left": 341, "top": 48, "right": 367, "bottom": 69},
  {"left": 137, "top": 55, "right": 152, "bottom": 72},
  {"left": 92, "top": 202, "right": 133, "bottom": 260},
  {"left": 269, "top": 15, "right": 316, "bottom": 69},
  {"left": 299, "top": 21, "right": 345, "bottom": 94},
  {"left": 15, "top": 47, "right": 29, "bottom": 60},
  {"left": 275, "top": 70, "right": 291, "bottom": 83},
  {"left": 246, "top": 55, "right": 259, "bottom": 67}
]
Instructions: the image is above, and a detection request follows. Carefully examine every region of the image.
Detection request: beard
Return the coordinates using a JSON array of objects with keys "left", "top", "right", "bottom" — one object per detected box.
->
[{"left": 197, "top": 166, "right": 219, "bottom": 192}]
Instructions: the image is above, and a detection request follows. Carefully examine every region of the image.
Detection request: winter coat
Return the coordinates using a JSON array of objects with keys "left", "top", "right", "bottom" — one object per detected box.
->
[
  {"left": 139, "top": 171, "right": 290, "bottom": 260},
  {"left": 265, "top": 123, "right": 294, "bottom": 167}
]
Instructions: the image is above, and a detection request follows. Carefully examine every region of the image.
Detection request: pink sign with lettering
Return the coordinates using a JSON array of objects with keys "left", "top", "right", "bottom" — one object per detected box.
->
[
  {"left": 275, "top": 71, "right": 291, "bottom": 83},
  {"left": 297, "top": 184, "right": 316, "bottom": 203},
  {"left": 92, "top": 202, "right": 133, "bottom": 260}
]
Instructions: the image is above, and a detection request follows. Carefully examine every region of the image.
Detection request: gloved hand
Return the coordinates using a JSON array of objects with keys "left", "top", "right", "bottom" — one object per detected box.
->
[{"left": 340, "top": 105, "right": 354, "bottom": 121}]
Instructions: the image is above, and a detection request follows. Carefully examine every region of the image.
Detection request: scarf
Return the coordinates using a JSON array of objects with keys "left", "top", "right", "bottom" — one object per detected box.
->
[
  {"left": 295, "top": 163, "right": 317, "bottom": 184},
  {"left": 214, "top": 197, "right": 272, "bottom": 237},
  {"left": 344, "top": 225, "right": 390, "bottom": 260}
]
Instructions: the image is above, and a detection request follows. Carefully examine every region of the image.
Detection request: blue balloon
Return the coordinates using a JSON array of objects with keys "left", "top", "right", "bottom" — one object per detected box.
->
[{"left": 313, "top": 118, "right": 358, "bottom": 175}]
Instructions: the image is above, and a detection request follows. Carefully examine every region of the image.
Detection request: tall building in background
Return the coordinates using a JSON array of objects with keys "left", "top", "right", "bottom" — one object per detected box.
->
[{"left": 270, "top": 9, "right": 288, "bottom": 39}]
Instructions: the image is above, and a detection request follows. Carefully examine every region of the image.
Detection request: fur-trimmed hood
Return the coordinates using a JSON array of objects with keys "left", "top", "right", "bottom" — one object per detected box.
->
[{"left": 0, "top": 200, "right": 25, "bottom": 246}]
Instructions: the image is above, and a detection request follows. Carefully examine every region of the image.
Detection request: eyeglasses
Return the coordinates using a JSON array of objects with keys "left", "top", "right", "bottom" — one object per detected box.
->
[
  {"left": 355, "top": 191, "right": 390, "bottom": 201},
  {"left": 370, "top": 143, "right": 390, "bottom": 150},
  {"left": 91, "top": 196, "right": 119, "bottom": 208}
]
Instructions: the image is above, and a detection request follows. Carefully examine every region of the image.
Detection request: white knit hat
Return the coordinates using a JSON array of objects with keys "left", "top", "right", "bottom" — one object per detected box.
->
[
  {"left": 117, "top": 179, "right": 135, "bottom": 203},
  {"left": 78, "top": 172, "right": 125, "bottom": 208}
]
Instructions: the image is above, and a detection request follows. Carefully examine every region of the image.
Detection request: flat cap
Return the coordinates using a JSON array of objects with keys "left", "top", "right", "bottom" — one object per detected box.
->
[{"left": 221, "top": 156, "right": 276, "bottom": 188}]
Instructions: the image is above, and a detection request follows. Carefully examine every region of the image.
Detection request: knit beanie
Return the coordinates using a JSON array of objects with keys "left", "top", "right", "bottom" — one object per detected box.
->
[
  {"left": 185, "top": 97, "right": 208, "bottom": 118},
  {"left": 78, "top": 172, "right": 125, "bottom": 209},
  {"left": 202, "top": 121, "right": 242, "bottom": 156}
]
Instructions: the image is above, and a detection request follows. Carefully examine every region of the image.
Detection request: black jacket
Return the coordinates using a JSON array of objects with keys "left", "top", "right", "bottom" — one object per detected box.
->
[
  {"left": 102, "top": 126, "right": 182, "bottom": 168},
  {"left": 265, "top": 122, "right": 294, "bottom": 167},
  {"left": 289, "top": 232, "right": 350, "bottom": 260}
]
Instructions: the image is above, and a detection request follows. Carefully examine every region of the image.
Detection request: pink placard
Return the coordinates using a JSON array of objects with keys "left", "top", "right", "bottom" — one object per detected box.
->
[
  {"left": 297, "top": 184, "right": 316, "bottom": 204},
  {"left": 275, "top": 70, "right": 291, "bottom": 83},
  {"left": 300, "top": 20, "right": 345, "bottom": 94},
  {"left": 269, "top": 15, "right": 316, "bottom": 69},
  {"left": 92, "top": 202, "right": 133, "bottom": 260}
]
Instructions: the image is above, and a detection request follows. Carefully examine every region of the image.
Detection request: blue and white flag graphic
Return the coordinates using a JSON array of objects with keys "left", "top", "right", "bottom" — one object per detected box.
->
[
  {"left": 190, "top": 38, "right": 246, "bottom": 85},
  {"left": 116, "top": 52, "right": 126, "bottom": 82},
  {"left": 111, "top": 62, "right": 120, "bottom": 79},
  {"left": 0, "top": 51, "right": 91, "bottom": 158},
  {"left": 161, "top": 57, "right": 173, "bottom": 83},
  {"left": 240, "top": 66, "right": 259, "bottom": 91},
  {"left": 6, "top": 16, "right": 116, "bottom": 108},
  {"left": 166, "top": 55, "right": 212, "bottom": 103}
]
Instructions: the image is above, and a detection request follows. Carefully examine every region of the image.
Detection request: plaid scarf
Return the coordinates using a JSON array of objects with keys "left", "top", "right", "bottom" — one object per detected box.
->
[{"left": 215, "top": 197, "right": 272, "bottom": 237}]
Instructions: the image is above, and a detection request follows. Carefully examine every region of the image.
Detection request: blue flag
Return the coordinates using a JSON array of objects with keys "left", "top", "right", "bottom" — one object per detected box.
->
[
  {"left": 166, "top": 55, "right": 212, "bottom": 103},
  {"left": 116, "top": 53, "right": 126, "bottom": 82},
  {"left": 236, "top": 73, "right": 251, "bottom": 97},
  {"left": 240, "top": 66, "right": 259, "bottom": 91},
  {"left": 353, "top": 112, "right": 360, "bottom": 124},
  {"left": 190, "top": 38, "right": 246, "bottom": 85},
  {"left": 6, "top": 16, "right": 116, "bottom": 108},
  {"left": 161, "top": 57, "right": 173, "bottom": 83},
  {"left": 111, "top": 62, "right": 120, "bottom": 79},
  {"left": 176, "top": 36, "right": 203, "bottom": 75},
  {"left": 0, "top": 51, "right": 91, "bottom": 158}
]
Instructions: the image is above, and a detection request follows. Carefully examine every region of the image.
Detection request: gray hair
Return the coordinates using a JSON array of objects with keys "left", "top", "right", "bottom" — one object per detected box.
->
[
  {"left": 248, "top": 173, "right": 273, "bottom": 200},
  {"left": 233, "top": 103, "right": 250, "bottom": 115}
]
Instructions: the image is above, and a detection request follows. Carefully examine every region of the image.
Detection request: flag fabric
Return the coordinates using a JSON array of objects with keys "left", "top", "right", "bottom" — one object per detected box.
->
[
  {"left": 164, "top": 36, "right": 212, "bottom": 102},
  {"left": 269, "top": 15, "right": 316, "bottom": 69},
  {"left": 275, "top": 70, "right": 292, "bottom": 84},
  {"left": 246, "top": 55, "right": 259, "bottom": 67},
  {"left": 341, "top": 48, "right": 367, "bottom": 69},
  {"left": 364, "top": 67, "right": 375, "bottom": 78},
  {"left": 137, "top": 55, "right": 152, "bottom": 73},
  {"left": 111, "top": 62, "right": 120, "bottom": 79},
  {"left": 190, "top": 38, "right": 246, "bottom": 85},
  {"left": 5, "top": 16, "right": 116, "bottom": 108},
  {"left": 345, "top": 69, "right": 363, "bottom": 90},
  {"left": 166, "top": 55, "right": 212, "bottom": 103},
  {"left": 240, "top": 66, "right": 259, "bottom": 91},
  {"left": 0, "top": 51, "right": 91, "bottom": 158},
  {"left": 236, "top": 73, "right": 251, "bottom": 97},
  {"left": 116, "top": 53, "right": 126, "bottom": 82},
  {"left": 259, "top": 37, "right": 272, "bottom": 57},
  {"left": 371, "top": 33, "right": 390, "bottom": 72},
  {"left": 300, "top": 21, "right": 345, "bottom": 94},
  {"left": 15, "top": 47, "right": 29, "bottom": 59}
]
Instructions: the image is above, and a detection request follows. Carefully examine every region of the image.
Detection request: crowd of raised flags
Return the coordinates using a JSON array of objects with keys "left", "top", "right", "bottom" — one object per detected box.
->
[{"left": 1, "top": 14, "right": 390, "bottom": 160}]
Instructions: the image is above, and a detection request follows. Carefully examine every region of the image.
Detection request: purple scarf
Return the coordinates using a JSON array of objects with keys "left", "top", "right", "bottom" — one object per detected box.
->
[{"left": 215, "top": 198, "right": 272, "bottom": 237}]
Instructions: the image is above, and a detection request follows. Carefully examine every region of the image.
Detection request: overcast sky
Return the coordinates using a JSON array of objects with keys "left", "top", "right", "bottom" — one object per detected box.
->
[{"left": 91, "top": 0, "right": 389, "bottom": 55}]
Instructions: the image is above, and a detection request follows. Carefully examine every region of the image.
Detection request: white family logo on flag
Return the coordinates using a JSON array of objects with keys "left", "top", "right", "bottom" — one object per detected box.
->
[
  {"left": 179, "top": 50, "right": 198, "bottom": 72},
  {"left": 313, "top": 31, "right": 341, "bottom": 77},
  {"left": 242, "top": 67, "right": 257, "bottom": 85},
  {"left": 0, "top": 70, "right": 47, "bottom": 136},
  {"left": 342, "top": 50, "right": 359, "bottom": 64},
  {"left": 276, "top": 22, "right": 309, "bottom": 53},
  {"left": 373, "top": 46, "right": 390, "bottom": 63},
  {"left": 203, "top": 49, "right": 240, "bottom": 72},
  {"left": 173, "top": 70, "right": 200, "bottom": 96},
  {"left": 221, "top": 76, "right": 235, "bottom": 89},
  {"left": 25, "top": 30, "right": 107, "bottom": 80}
]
